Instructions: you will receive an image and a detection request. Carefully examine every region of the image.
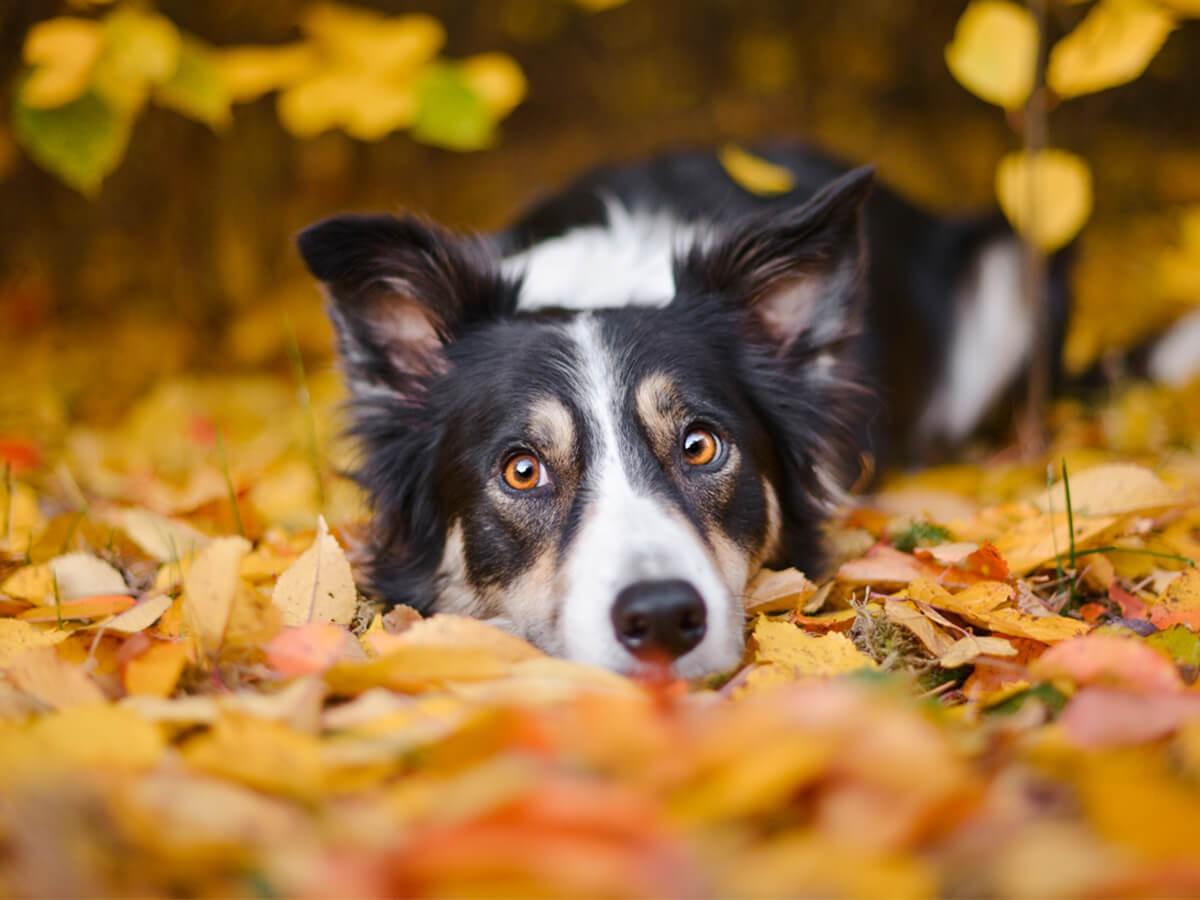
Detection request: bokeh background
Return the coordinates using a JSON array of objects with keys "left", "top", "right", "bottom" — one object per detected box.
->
[{"left": 1, "top": 0, "right": 1198, "bottom": 445}]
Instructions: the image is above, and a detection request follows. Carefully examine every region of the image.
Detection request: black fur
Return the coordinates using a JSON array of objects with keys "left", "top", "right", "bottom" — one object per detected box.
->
[{"left": 298, "top": 142, "right": 1069, "bottom": 613}]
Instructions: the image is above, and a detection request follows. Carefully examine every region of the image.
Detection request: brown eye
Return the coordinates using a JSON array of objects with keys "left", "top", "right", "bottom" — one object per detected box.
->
[
  {"left": 681, "top": 427, "right": 721, "bottom": 467},
  {"left": 502, "top": 452, "right": 544, "bottom": 491}
]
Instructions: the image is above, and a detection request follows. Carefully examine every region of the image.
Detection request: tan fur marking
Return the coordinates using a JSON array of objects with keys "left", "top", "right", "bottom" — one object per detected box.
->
[
  {"left": 635, "top": 372, "right": 683, "bottom": 458},
  {"left": 528, "top": 395, "right": 575, "bottom": 458}
]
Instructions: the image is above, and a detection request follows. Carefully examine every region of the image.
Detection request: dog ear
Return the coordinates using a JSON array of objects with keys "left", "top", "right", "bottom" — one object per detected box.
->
[
  {"left": 297, "top": 214, "right": 511, "bottom": 398},
  {"left": 677, "top": 166, "right": 874, "bottom": 353}
]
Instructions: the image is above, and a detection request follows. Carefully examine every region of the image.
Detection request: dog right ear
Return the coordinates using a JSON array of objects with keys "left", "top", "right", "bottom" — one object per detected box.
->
[{"left": 297, "top": 214, "right": 512, "bottom": 399}]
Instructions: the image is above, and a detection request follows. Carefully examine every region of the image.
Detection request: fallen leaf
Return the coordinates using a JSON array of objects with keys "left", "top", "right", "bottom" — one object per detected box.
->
[
  {"left": 183, "top": 713, "right": 324, "bottom": 799},
  {"left": 1060, "top": 687, "right": 1200, "bottom": 747},
  {"left": 0, "top": 618, "right": 68, "bottom": 665},
  {"left": 746, "top": 567, "right": 819, "bottom": 613},
  {"left": 5, "top": 646, "right": 107, "bottom": 709},
  {"left": 0, "top": 703, "right": 164, "bottom": 778},
  {"left": 938, "top": 634, "right": 1017, "bottom": 668},
  {"left": 271, "top": 516, "right": 357, "bottom": 626},
  {"left": 1034, "top": 463, "right": 1180, "bottom": 516},
  {"left": 265, "top": 622, "right": 363, "bottom": 676},
  {"left": 1149, "top": 567, "right": 1200, "bottom": 629},
  {"left": 884, "top": 600, "right": 958, "bottom": 657},
  {"left": 325, "top": 644, "right": 511, "bottom": 695},
  {"left": 837, "top": 544, "right": 927, "bottom": 586},
  {"left": 753, "top": 616, "right": 877, "bottom": 676},
  {"left": 1034, "top": 632, "right": 1184, "bottom": 692},
  {"left": 100, "top": 593, "right": 174, "bottom": 634},
  {"left": 123, "top": 640, "right": 188, "bottom": 697},
  {"left": 49, "top": 552, "right": 130, "bottom": 600},
  {"left": 1147, "top": 625, "right": 1200, "bottom": 668},
  {"left": 992, "top": 510, "right": 1118, "bottom": 575},
  {"left": 392, "top": 614, "right": 545, "bottom": 662},
  {"left": 111, "top": 507, "right": 209, "bottom": 561},
  {"left": 182, "top": 535, "right": 251, "bottom": 657},
  {"left": 19, "top": 594, "right": 135, "bottom": 622}
]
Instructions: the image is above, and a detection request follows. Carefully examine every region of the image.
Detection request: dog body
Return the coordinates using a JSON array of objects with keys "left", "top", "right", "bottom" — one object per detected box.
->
[{"left": 299, "top": 143, "right": 1063, "bottom": 676}]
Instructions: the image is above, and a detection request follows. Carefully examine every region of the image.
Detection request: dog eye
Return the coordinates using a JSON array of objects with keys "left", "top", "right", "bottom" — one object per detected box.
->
[
  {"left": 502, "top": 451, "right": 547, "bottom": 491},
  {"left": 681, "top": 427, "right": 721, "bottom": 467}
]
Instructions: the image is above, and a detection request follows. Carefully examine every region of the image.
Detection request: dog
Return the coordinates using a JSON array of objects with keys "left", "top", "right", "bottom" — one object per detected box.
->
[{"left": 297, "top": 143, "right": 1072, "bottom": 677}]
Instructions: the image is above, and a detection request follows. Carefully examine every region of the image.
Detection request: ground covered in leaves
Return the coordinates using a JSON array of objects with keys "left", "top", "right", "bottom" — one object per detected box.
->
[{"left": 2, "top": 325, "right": 1200, "bottom": 898}]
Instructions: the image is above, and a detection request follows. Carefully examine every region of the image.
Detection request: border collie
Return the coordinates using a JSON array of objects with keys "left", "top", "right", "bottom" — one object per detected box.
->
[{"left": 297, "top": 143, "right": 1071, "bottom": 677}]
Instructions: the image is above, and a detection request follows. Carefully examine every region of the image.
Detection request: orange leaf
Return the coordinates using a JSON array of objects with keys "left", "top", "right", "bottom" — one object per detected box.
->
[
  {"left": 18, "top": 594, "right": 136, "bottom": 622},
  {"left": 123, "top": 640, "right": 189, "bottom": 698}
]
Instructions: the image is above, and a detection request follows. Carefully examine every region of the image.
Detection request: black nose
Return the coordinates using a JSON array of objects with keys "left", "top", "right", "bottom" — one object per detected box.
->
[{"left": 611, "top": 579, "right": 707, "bottom": 661}]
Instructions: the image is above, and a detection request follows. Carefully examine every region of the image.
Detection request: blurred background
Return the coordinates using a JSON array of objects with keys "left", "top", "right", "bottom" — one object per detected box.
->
[{"left": 0, "top": 0, "right": 1198, "bottom": 502}]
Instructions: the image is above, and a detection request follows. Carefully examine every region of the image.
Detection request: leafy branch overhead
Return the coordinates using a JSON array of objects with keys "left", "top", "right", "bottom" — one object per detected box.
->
[
  {"left": 945, "top": 0, "right": 1197, "bottom": 251},
  {"left": 11, "top": 2, "right": 528, "bottom": 194}
]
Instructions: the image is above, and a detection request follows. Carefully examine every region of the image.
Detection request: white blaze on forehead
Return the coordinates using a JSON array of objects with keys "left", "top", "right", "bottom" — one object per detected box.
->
[
  {"left": 557, "top": 315, "right": 743, "bottom": 676},
  {"left": 503, "top": 201, "right": 707, "bottom": 311}
]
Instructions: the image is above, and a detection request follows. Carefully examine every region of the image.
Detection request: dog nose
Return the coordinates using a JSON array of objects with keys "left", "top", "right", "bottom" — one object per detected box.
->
[{"left": 611, "top": 579, "right": 707, "bottom": 661}]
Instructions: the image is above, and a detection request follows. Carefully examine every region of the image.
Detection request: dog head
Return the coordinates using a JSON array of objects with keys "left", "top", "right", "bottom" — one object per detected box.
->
[{"left": 298, "top": 167, "right": 872, "bottom": 677}]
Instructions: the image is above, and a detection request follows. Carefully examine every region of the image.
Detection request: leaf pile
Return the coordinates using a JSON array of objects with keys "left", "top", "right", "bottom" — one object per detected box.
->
[{"left": 3, "top": 352, "right": 1200, "bottom": 896}]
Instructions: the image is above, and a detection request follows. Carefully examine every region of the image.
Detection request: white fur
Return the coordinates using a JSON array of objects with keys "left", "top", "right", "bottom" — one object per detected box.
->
[
  {"left": 503, "top": 200, "right": 704, "bottom": 311},
  {"left": 556, "top": 316, "right": 743, "bottom": 677},
  {"left": 919, "top": 238, "right": 1031, "bottom": 443},
  {"left": 1147, "top": 309, "right": 1200, "bottom": 386}
]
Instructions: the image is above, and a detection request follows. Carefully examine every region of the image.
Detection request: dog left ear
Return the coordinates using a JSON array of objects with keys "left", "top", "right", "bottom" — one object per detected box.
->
[
  {"left": 297, "top": 213, "right": 511, "bottom": 399},
  {"left": 677, "top": 165, "right": 874, "bottom": 352}
]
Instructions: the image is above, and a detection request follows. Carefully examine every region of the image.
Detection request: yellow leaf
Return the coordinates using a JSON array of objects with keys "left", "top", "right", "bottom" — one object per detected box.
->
[
  {"left": 218, "top": 43, "right": 317, "bottom": 103},
  {"left": 0, "top": 619, "right": 67, "bottom": 666},
  {"left": 911, "top": 579, "right": 1091, "bottom": 642},
  {"left": 1, "top": 563, "right": 54, "bottom": 603},
  {"left": 462, "top": 53, "right": 527, "bottom": 118},
  {"left": 302, "top": 5, "right": 445, "bottom": 75},
  {"left": 996, "top": 149, "right": 1094, "bottom": 252},
  {"left": 182, "top": 535, "right": 251, "bottom": 657},
  {"left": 0, "top": 479, "right": 45, "bottom": 551},
  {"left": 1034, "top": 462, "right": 1180, "bottom": 516},
  {"left": 5, "top": 646, "right": 107, "bottom": 709},
  {"left": 670, "top": 734, "right": 831, "bottom": 823},
  {"left": 277, "top": 72, "right": 417, "bottom": 140},
  {"left": 271, "top": 516, "right": 357, "bottom": 627},
  {"left": 884, "top": 599, "right": 959, "bottom": 657},
  {"left": 945, "top": 0, "right": 1038, "bottom": 109},
  {"left": 745, "top": 567, "right": 818, "bottom": 614},
  {"left": 991, "top": 510, "right": 1118, "bottom": 574},
  {"left": 100, "top": 7, "right": 181, "bottom": 86},
  {"left": 111, "top": 507, "right": 209, "bottom": 562},
  {"left": 101, "top": 593, "right": 174, "bottom": 634},
  {"left": 19, "top": 594, "right": 134, "bottom": 622},
  {"left": 183, "top": 714, "right": 323, "bottom": 799},
  {"left": 719, "top": 144, "right": 796, "bottom": 196},
  {"left": 123, "top": 640, "right": 188, "bottom": 697},
  {"left": 1048, "top": 0, "right": 1175, "bottom": 99},
  {"left": 21, "top": 17, "right": 104, "bottom": 109},
  {"left": 325, "top": 644, "right": 510, "bottom": 694},
  {"left": 1157, "top": 0, "right": 1200, "bottom": 13},
  {"left": 0, "top": 704, "right": 164, "bottom": 778},
  {"left": 753, "top": 616, "right": 877, "bottom": 676},
  {"left": 938, "top": 634, "right": 1017, "bottom": 668},
  {"left": 389, "top": 614, "right": 544, "bottom": 662}
]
